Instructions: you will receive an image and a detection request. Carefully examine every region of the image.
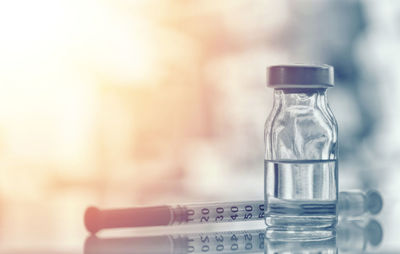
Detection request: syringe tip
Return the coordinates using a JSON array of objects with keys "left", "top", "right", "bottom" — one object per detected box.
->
[
  {"left": 85, "top": 206, "right": 101, "bottom": 234},
  {"left": 366, "top": 190, "right": 383, "bottom": 215}
]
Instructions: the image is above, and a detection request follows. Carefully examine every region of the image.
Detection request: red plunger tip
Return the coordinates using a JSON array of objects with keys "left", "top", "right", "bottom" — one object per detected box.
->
[{"left": 84, "top": 206, "right": 101, "bottom": 234}]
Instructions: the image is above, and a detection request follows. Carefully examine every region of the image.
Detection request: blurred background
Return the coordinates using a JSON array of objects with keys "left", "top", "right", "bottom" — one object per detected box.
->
[{"left": 1, "top": 0, "right": 400, "bottom": 251}]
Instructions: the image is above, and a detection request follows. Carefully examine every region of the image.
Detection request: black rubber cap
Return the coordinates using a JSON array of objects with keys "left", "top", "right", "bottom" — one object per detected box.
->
[{"left": 267, "top": 64, "right": 334, "bottom": 88}]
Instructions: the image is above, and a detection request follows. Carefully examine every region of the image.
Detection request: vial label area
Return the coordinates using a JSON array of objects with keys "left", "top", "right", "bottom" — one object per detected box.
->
[{"left": 264, "top": 160, "right": 337, "bottom": 228}]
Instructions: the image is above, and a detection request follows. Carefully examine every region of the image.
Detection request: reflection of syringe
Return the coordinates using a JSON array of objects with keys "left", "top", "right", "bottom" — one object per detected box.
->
[
  {"left": 85, "top": 190, "right": 382, "bottom": 234},
  {"left": 84, "top": 219, "right": 383, "bottom": 254},
  {"left": 85, "top": 229, "right": 266, "bottom": 254}
]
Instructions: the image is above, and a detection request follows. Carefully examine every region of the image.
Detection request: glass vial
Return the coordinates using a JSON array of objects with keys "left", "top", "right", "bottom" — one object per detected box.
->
[{"left": 264, "top": 64, "right": 338, "bottom": 229}]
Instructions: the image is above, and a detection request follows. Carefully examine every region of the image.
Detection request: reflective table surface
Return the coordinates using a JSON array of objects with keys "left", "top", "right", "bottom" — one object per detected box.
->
[
  {"left": 2, "top": 191, "right": 400, "bottom": 254},
  {"left": 3, "top": 215, "right": 397, "bottom": 254}
]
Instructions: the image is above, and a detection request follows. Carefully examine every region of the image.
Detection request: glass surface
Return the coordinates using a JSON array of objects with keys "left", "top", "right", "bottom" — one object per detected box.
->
[{"left": 264, "top": 89, "right": 338, "bottom": 228}]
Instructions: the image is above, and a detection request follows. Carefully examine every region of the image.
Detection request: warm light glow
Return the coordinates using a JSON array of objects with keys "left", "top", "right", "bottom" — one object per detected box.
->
[{"left": 0, "top": 0, "right": 284, "bottom": 249}]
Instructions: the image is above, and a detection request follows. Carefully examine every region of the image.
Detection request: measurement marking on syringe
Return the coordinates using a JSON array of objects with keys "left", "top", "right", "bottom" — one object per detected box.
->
[{"left": 185, "top": 202, "right": 265, "bottom": 224}]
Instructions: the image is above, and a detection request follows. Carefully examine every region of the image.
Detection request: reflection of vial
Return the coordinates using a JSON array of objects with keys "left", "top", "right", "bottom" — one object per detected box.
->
[
  {"left": 264, "top": 234, "right": 336, "bottom": 254},
  {"left": 264, "top": 65, "right": 338, "bottom": 229}
]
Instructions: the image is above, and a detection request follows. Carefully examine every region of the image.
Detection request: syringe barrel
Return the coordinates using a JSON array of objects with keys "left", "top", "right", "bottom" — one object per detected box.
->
[
  {"left": 181, "top": 201, "right": 264, "bottom": 225},
  {"left": 338, "top": 190, "right": 382, "bottom": 217},
  {"left": 339, "top": 191, "right": 366, "bottom": 217}
]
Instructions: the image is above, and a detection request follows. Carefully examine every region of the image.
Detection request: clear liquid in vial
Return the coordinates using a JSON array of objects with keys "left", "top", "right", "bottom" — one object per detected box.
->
[{"left": 264, "top": 160, "right": 337, "bottom": 228}]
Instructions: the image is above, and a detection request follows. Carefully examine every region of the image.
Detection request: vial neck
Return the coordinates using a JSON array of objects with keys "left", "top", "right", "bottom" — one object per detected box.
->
[{"left": 274, "top": 88, "right": 328, "bottom": 108}]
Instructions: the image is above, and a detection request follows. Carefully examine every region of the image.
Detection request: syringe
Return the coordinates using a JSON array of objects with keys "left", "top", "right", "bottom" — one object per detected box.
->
[
  {"left": 85, "top": 200, "right": 265, "bottom": 234},
  {"left": 85, "top": 190, "right": 382, "bottom": 234}
]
